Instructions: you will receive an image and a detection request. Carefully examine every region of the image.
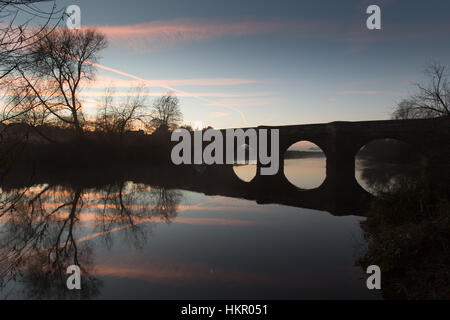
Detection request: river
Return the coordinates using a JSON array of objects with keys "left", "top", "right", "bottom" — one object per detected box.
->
[{"left": 0, "top": 157, "right": 383, "bottom": 299}]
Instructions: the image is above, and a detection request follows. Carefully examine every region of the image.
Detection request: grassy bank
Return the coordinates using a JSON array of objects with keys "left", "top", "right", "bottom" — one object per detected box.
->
[{"left": 357, "top": 178, "right": 450, "bottom": 299}]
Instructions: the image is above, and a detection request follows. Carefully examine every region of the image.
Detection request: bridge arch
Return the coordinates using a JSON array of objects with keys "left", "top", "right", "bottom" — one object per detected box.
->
[{"left": 283, "top": 140, "right": 326, "bottom": 190}]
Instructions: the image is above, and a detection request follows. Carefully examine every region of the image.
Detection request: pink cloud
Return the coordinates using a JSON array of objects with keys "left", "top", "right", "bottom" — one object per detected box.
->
[
  {"left": 88, "top": 18, "right": 450, "bottom": 53},
  {"left": 93, "top": 18, "right": 342, "bottom": 52}
]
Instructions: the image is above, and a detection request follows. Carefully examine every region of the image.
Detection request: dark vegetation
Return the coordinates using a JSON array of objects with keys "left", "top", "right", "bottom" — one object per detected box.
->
[
  {"left": 356, "top": 65, "right": 450, "bottom": 299},
  {"left": 0, "top": 124, "right": 174, "bottom": 170},
  {"left": 357, "top": 178, "right": 450, "bottom": 299}
]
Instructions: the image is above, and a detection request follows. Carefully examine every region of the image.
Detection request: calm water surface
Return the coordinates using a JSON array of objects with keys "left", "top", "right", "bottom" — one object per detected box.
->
[{"left": 0, "top": 158, "right": 382, "bottom": 299}]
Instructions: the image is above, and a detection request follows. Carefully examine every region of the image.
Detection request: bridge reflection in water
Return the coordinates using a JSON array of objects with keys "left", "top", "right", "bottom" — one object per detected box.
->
[{"left": 170, "top": 164, "right": 371, "bottom": 217}]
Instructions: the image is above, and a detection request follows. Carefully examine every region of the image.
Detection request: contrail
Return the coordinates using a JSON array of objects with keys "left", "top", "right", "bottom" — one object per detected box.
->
[{"left": 81, "top": 59, "right": 249, "bottom": 126}]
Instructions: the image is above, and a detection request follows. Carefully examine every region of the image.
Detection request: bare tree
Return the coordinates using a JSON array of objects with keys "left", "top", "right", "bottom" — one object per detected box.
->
[
  {"left": 0, "top": 0, "right": 64, "bottom": 166},
  {"left": 95, "top": 86, "right": 148, "bottom": 138},
  {"left": 3, "top": 27, "right": 107, "bottom": 138},
  {"left": 148, "top": 92, "right": 183, "bottom": 131},
  {"left": 393, "top": 63, "right": 450, "bottom": 119},
  {"left": 0, "top": 0, "right": 64, "bottom": 80}
]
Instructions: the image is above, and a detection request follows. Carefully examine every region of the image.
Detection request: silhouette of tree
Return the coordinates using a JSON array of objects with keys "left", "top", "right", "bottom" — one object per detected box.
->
[
  {"left": 95, "top": 86, "right": 148, "bottom": 138},
  {"left": 0, "top": 1, "right": 64, "bottom": 181},
  {"left": 148, "top": 93, "right": 183, "bottom": 132},
  {"left": 393, "top": 62, "right": 450, "bottom": 119},
  {"left": 3, "top": 28, "right": 107, "bottom": 138}
]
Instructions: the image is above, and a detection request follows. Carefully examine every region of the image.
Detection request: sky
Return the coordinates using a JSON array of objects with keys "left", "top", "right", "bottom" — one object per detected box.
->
[{"left": 54, "top": 0, "right": 450, "bottom": 129}]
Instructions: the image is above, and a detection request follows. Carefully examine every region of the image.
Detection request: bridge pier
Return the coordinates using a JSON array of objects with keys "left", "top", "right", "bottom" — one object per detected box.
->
[{"left": 321, "top": 130, "right": 370, "bottom": 213}]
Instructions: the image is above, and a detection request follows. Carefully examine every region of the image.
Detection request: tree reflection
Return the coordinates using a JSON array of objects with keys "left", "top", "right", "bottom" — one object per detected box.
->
[
  {"left": 0, "top": 182, "right": 182, "bottom": 299},
  {"left": 0, "top": 186, "right": 100, "bottom": 299},
  {"left": 356, "top": 139, "right": 424, "bottom": 193},
  {"left": 94, "top": 182, "right": 182, "bottom": 249},
  {"left": 358, "top": 161, "right": 421, "bottom": 192}
]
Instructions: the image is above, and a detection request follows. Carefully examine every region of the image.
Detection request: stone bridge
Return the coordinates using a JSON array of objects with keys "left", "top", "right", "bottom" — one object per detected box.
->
[{"left": 189, "top": 117, "right": 449, "bottom": 216}]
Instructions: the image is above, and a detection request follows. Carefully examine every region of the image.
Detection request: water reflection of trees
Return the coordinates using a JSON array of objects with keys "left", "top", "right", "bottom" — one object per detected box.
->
[
  {"left": 358, "top": 161, "right": 421, "bottom": 192},
  {"left": 0, "top": 182, "right": 182, "bottom": 299},
  {"left": 357, "top": 139, "right": 423, "bottom": 192},
  {"left": 95, "top": 182, "right": 182, "bottom": 249}
]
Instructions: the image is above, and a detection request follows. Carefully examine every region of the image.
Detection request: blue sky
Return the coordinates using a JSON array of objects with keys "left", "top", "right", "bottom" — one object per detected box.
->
[{"left": 58, "top": 0, "right": 450, "bottom": 128}]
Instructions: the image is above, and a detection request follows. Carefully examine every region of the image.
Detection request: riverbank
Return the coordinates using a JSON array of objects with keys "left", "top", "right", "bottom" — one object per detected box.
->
[{"left": 357, "top": 163, "right": 450, "bottom": 299}]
